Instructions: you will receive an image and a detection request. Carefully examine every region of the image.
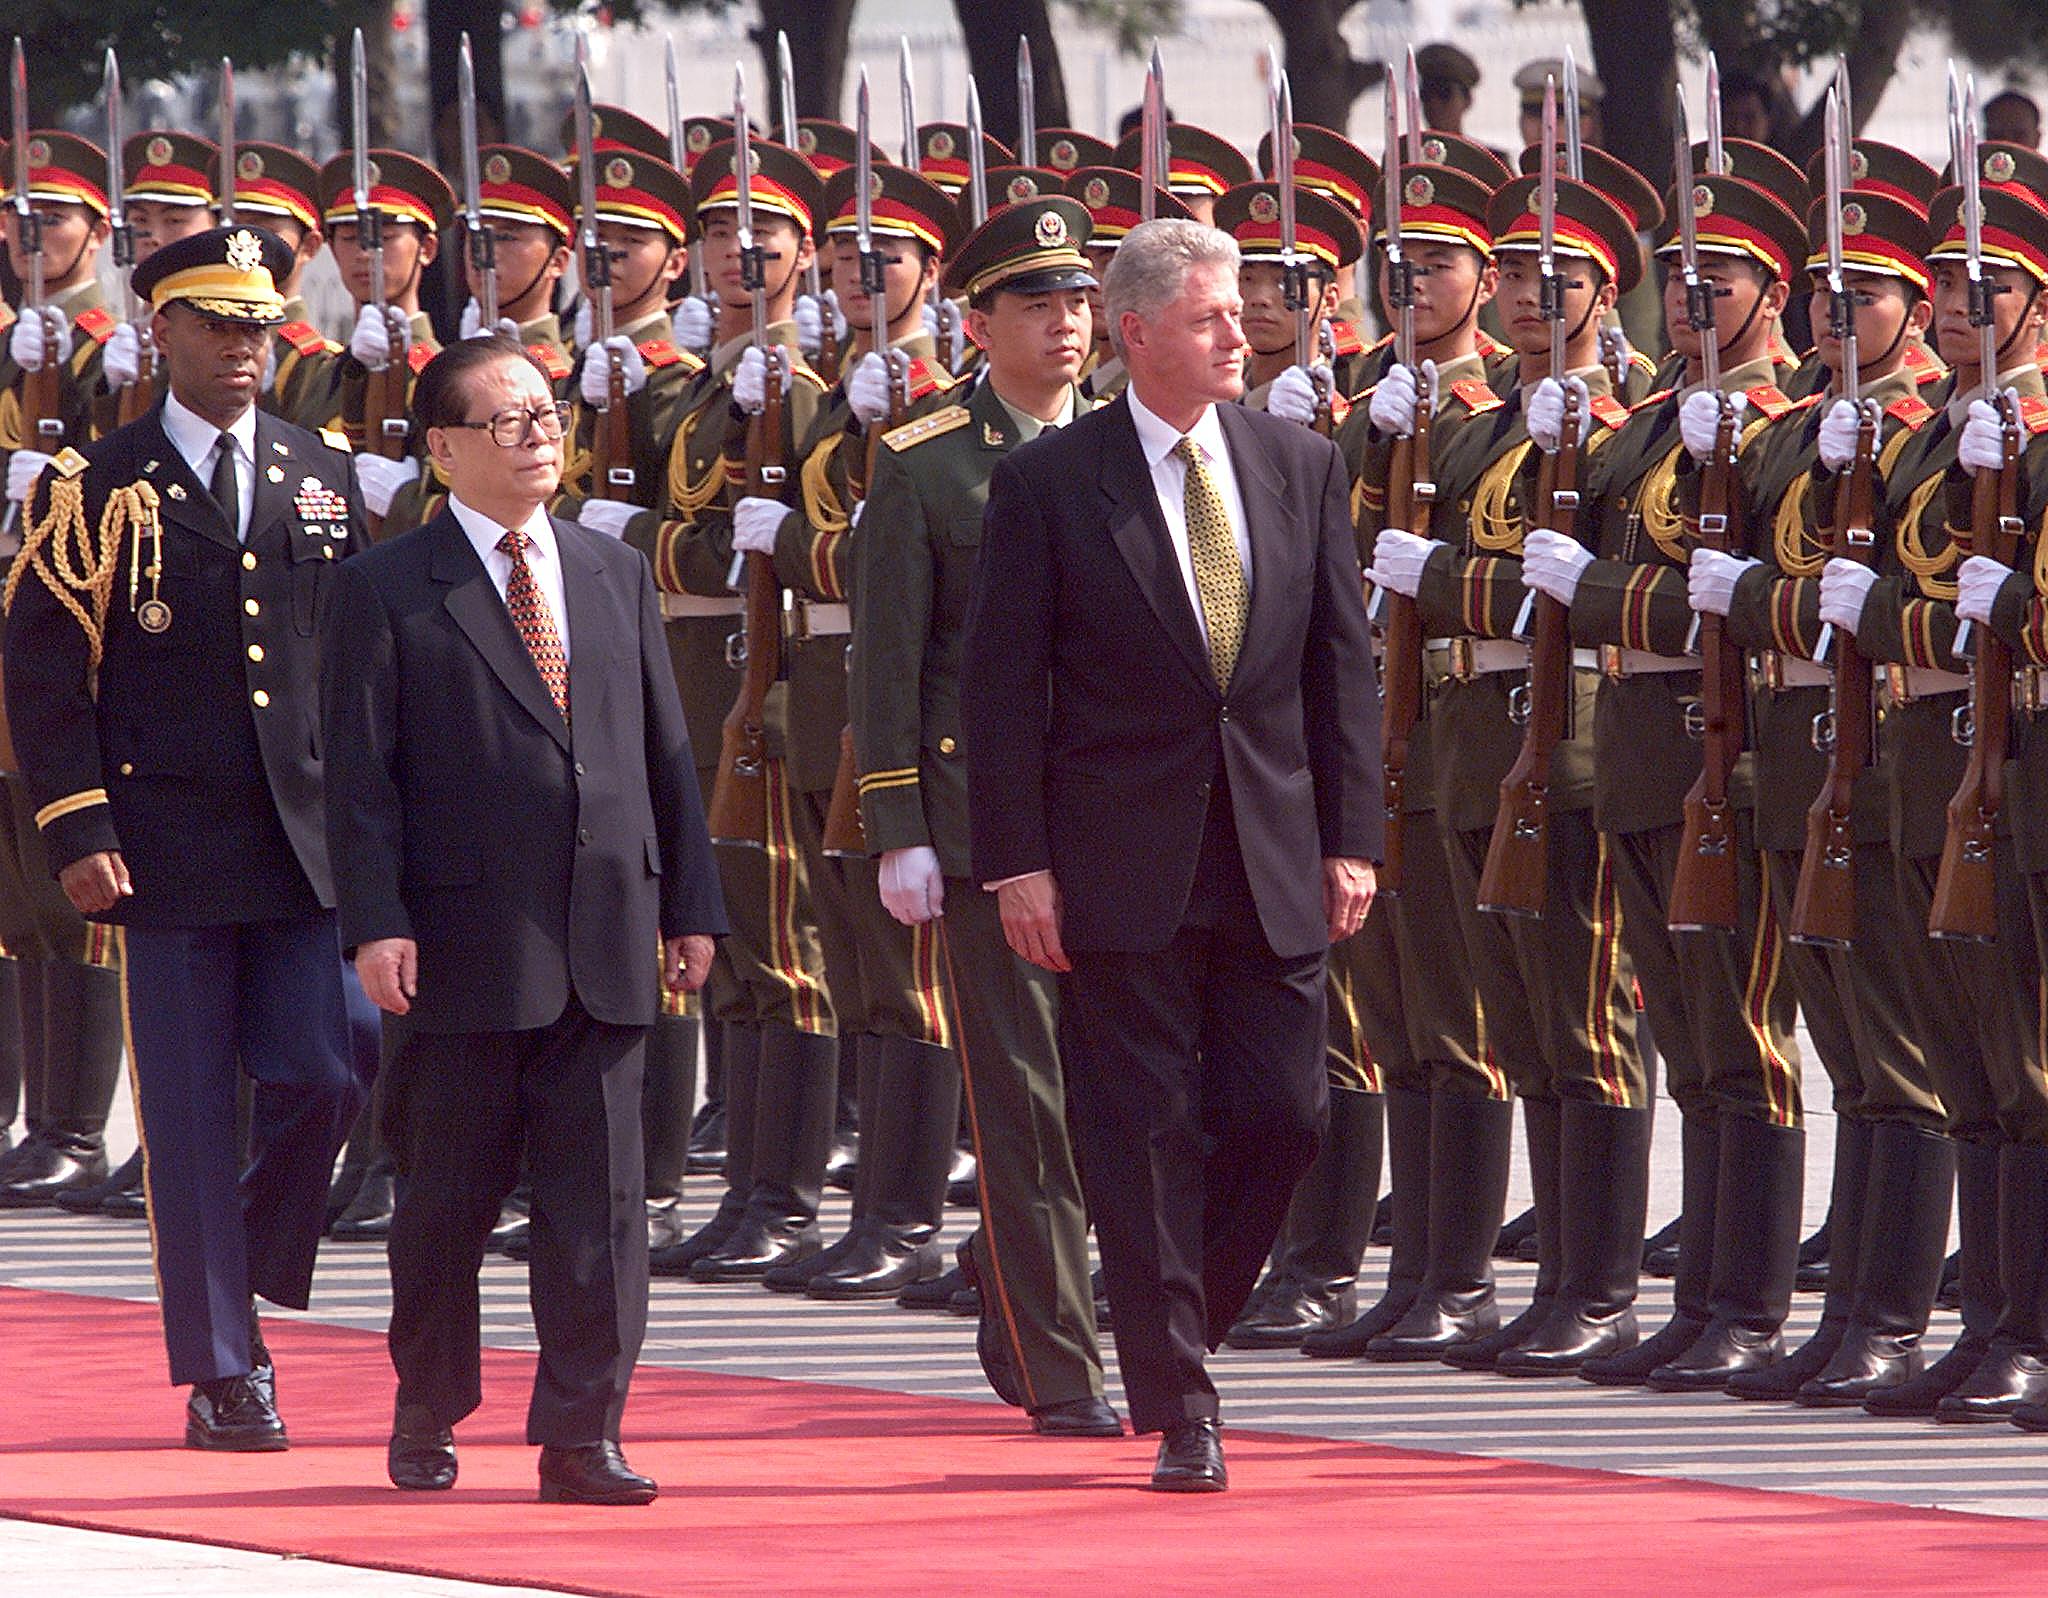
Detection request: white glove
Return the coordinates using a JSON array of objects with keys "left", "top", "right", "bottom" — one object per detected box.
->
[
  {"left": 103, "top": 321, "right": 144, "bottom": 388},
  {"left": 1369, "top": 361, "right": 1422, "bottom": 437},
  {"left": 794, "top": 293, "right": 824, "bottom": 357},
  {"left": 580, "top": 335, "right": 647, "bottom": 405},
  {"left": 10, "top": 307, "right": 69, "bottom": 372},
  {"left": 1956, "top": 553, "right": 2015, "bottom": 628},
  {"left": 847, "top": 351, "right": 892, "bottom": 428},
  {"left": 5, "top": 449, "right": 53, "bottom": 505},
  {"left": 1522, "top": 527, "right": 1594, "bottom": 606},
  {"left": 460, "top": 297, "right": 483, "bottom": 340},
  {"left": 1363, "top": 528, "right": 1442, "bottom": 599},
  {"left": 1818, "top": 557, "right": 1877, "bottom": 635},
  {"left": 936, "top": 300, "right": 966, "bottom": 366},
  {"left": 260, "top": 338, "right": 276, "bottom": 393},
  {"left": 1266, "top": 363, "right": 1328, "bottom": 426},
  {"left": 1816, "top": 398, "right": 1864, "bottom": 473},
  {"left": 731, "top": 345, "right": 768, "bottom": 412},
  {"left": 1679, "top": 388, "right": 1747, "bottom": 463},
  {"left": 1958, "top": 394, "right": 2018, "bottom": 474},
  {"left": 825, "top": 288, "right": 848, "bottom": 345},
  {"left": 578, "top": 498, "right": 640, "bottom": 540},
  {"left": 573, "top": 298, "right": 594, "bottom": 351},
  {"left": 922, "top": 299, "right": 941, "bottom": 341},
  {"left": 350, "top": 303, "right": 408, "bottom": 368},
  {"left": 878, "top": 845, "right": 945, "bottom": 925},
  {"left": 1526, "top": 375, "right": 1590, "bottom": 452},
  {"left": 354, "top": 453, "right": 418, "bottom": 518},
  {"left": 732, "top": 495, "right": 785, "bottom": 556},
  {"left": 672, "top": 294, "right": 713, "bottom": 353},
  {"left": 1688, "top": 547, "right": 1761, "bottom": 617}
]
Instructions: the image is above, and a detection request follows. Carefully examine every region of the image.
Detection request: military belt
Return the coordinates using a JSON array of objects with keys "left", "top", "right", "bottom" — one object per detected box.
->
[
  {"left": 1599, "top": 646, "right": 1697, "bottom": 679},
  {"left": 1758, "top": 651, "right": 1831, "bottom": 691},
  {"left": 659, "top": 594, "right": 748, "bottom": 620},
  {"left": 798, "top": 601, "right": 851, "bottom": 636},
  {"left": 1882, "top": 664, "right": 1971, "bottom": 702}
]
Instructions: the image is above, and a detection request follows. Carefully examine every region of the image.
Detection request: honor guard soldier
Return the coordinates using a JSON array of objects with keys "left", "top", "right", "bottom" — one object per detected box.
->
[
  {"left": 1364, "top": 160, "right": 1657, "bottom": 1376},
  {"left": 310, "top": 150, "right": 453, "bottom": 527},
  {"left": 849, "top": 194, "right": 1121, "bottom": 1437},
  {"left": 914, "top": 123, "right": 1013, "bottom": 203},
  {"left": 1068, "top": 167, "right": 1190, "bottom": 403},
  {"left": 1036, "top": 129, "right": 1115, "bottom": 180},
  {"left": 1109, "top": 122, "right": 1252, "bottom": 226},
  {"left": 208, "top": 144, "right": 341, "bottom": 422},
  {"left": 747, "top": 158, "right": 966, "bottom": 1301},
  {"left": 605, "top": 136, "right": 841, "bottom": 1283},
  {"left": 3, "top": 225, "right": 367, "bottom": 1449},
  {"left": 1799, "top": 142, "right": 1947, "bottom": 395},
  {"left": 0, "top": 130, "right": 126, "bottom": 1209},
  {"left": 101, "top": 132, "right": 219, "bottom": 421},
  {"left": 1822, "top": 147, "right": 2048, "bottom": 1422},
  {"left": 1520, "top": 169, "right": 1813, "bottom": 1393},
  {"left": 1313, "top": 138, "right": 1507, "bottom": 1367},
  {"left": 1254, "top": 123, "right": 1380, "bottom": 395},
  {"left": 1217, "top": 179, "right": 1362, "bottom": 416}
]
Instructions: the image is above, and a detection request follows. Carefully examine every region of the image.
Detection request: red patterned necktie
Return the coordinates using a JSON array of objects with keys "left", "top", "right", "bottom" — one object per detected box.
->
[{"left": 498, "top": 529, "right": 569, "bottom": 722}]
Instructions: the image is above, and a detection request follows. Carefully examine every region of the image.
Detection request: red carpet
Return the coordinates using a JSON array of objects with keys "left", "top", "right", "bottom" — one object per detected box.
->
[{"left": 1, "top": 1286, "right": 2045, "bottom": 1597}]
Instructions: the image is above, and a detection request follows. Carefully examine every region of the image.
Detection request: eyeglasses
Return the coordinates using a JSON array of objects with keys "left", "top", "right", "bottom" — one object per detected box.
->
[{"left": 444, "top": 401, "right": 572, "bottom": 447}]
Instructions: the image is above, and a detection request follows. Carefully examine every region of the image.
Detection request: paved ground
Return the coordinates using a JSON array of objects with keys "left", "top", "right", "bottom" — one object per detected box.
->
[{"left": 3, "top": 1042, "right": 2044, "bottom": 1593}]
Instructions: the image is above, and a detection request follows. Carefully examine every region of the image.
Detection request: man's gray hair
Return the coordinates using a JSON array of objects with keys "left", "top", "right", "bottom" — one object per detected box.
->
[{"left": 1102, "top": 219, "right": 1240, "bottom": 362}]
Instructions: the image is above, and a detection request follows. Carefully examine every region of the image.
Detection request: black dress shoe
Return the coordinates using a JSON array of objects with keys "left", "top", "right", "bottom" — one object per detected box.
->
[
  {"left": 1645, "top": 1322, "right": 1783, "bottom": 1392},
  {"left": 1493, "top": 1206, "right": 1538, "bottom": 1261},
  {"left": 896, "top": 1264, "right": 966, "bottom": 1311},
  {"left": 1935, "top": 1250, "right": 1963, "bottom": 1312},
  {"left": 1299, "top": 1286, "right": 1420, "bottom": 1360},
  {"left": 1580, "top": 1312, "right": 1708, "bottom": 1386},
  {"left": 1440, "top": 1299, "right": 1551, "bottom": 1371},
  {"left": 1225, "top": 1283, "right": 1356, "bottom": 1350},
  {"left": 1727, "top": 1321, "right": 1845, "bottom": 1401},
  {"left": 0, "top": 1137, "right": 107, "bottom": 1207},
  {"left": 55, "top": 1149, "right": 143, "bottom": 1214},
  {"left": 1369, "top": 1192, "right": 1394, "bottom": 1247},
  {"left": 537, "top": 1441, "right": 658, "bottom": 1505},
  {"left": 1150, "top": 1419, "right": 1226, "bottom": 1493},
  {"left": 186, "top": 1374, "right": 287, "bottom": 1452},
  {"left": 685, "top": 1104, "right": 727, "bottom": 1175},
  {"left": 248, "top": 1302, "right": 276, "bottom": 1410},
  {"left": 1865, "top": 1333, "right": 1988, "bottom": 1417},
  {"left": 1641, "top": 1215, "right": 1682, "bottom": 1278},
  {"left": 646, "top": 1199, "right": 687, "bottom": 1254},
  {"left": 1796, "top": 1333, "right": 1923, "bottom": 1407},
  {"left": 824, "top": 1130, "right": 859, "bottom": 1193},
  {"left": 1935, "top": 1348, "right": 2048, "bottom": 1422},
  {"left": 765, "top": 1222, "right": 869, "bottom": 1293},
  {"left": 1795, "top": 1218, "right": 1831, "bottom": 1292},
  {"left": 690, "top": 1220, "right": 820, "bottom": 1281},
  {"left": 1495, "top": 1306, "right": 1639, "bottom": 1377},
  {"left": 389, "top": 1402, "right": 457, "bottom": 1490},
  {"left": 651, "top": 1208, "right": 740, "bottom": 1277},
  {"left": 2011, "top": 1399, "right": 2048, "bottom": 1432},
  {"left": 948, "top": 1284, "right": 984, "bottom": 1317},
  {"left": 1030, "top": 1396, "right": 1123, "bottom": 1436},
  {"left": 500, "top": 1219, "right": 533, "bottom": 1260},
  {"left": 328, "top": 1168, "right": 395, "bottom": 1239},
  {"left": 101, "top": 1185, "right": 150, "bottom": 1219},
  {"left": 807, "top": 1231, "right": 943, "bottom": 1300},
  {"left": 957, "top": 1238, "right": 1024, "bottom": 1407},
  {"left": 1364, "top": 1296, "right": 1499, "bottom": 1362}
]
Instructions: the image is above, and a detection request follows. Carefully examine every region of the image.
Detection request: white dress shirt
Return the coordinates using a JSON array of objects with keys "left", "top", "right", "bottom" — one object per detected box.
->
[
  {"left": 160, "top": 389, "right": 257, "bottom": 543},
  {"left": 1124, "top": 383, "right": 1253, "bottom": 651},
  {"left": 449, "top": 493, "right": 572, "bottom": 663}
]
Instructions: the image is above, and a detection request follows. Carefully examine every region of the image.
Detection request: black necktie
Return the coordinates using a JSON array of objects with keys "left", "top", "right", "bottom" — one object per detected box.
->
[{"left": 211, "top": 432, "right": 240, "bottom": 541}]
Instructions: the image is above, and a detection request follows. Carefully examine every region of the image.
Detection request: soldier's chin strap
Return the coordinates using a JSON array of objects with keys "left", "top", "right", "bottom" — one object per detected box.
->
[
  {"left": 1860, "top": 305, "right": 1911, "bottom": 376},
  {"left": 1566, "top": 274, "right": 1602, "bottom": 348},
  {"left": 1710, "top": 270, "right": 1773, "bottom": 373},
  {"left": 1993, "top": 279, "right": 2044, "bottom": 372},
  {"left": 497, "top": 250, "right": 557, "bottom": 328},
  {"left": 50, "top": 228, "right": 95, "bottom": 300}
]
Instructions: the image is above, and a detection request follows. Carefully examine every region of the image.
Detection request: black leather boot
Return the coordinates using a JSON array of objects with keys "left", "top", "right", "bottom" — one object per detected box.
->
[
  {"left": 1938, "top": 1142, "right": 2048, "bottom": 1421},
  {"left": 1229, "top": 1086, "right": 1382, "bottom": 1348},
  {"left": 1869, "top": 1135, "right": 1999, "bottom": 1417},
  {"left": 654, "top": 1022, "right": 758, "bottom": 1276},
  {"left": 0, "top": 957, "right": 44, "bottom": 1181},
  {"left": 56, "top": 1147, "right": 144, "bottom": 1213},
  {"left": 0, "top": 955, "right": 22, "bottom": 1152},
  {"left": 1648, "top": 1114, "right": 1803, "bottom": 1392},
  {"left": 1585, "top": 1111, "right": 1717, "bottom": 1385},
  {"left": 1801, "top": 1122, "right": 1954, "bottom": 1406},
  {"left": 1303, "top": 1085, "right": 1428, "bottom": 1358},
  {"left": 692, "top": 1025, "right": 836, "bottom": 1280},
  {"left": 329, "top": 1149, "right": 398, "bottom": 1238},
  {"left": 810, "top": 1037, "right": 959, "bottom": 1299},
  {"left": 767, "top": 1034, "right": 881, "bottom": 1292},
  {"left": 1447, "top": 1096, "right": 1560, "bottom": 1371},
  {"left": 1796, "top": 1208, "right": 1832, "bottom": 1292},
  {"left": 685, "top": 1020, "right": 727, "bottom": 1174},
  {"left": 1366, "top": 1089, "right": 1512, "bottom": 1361},
  {"left": 1642, "top": 1213, "right": 1682, "bottom": 1277},
  {"left": 0, "top": 961, "right": 118, "bottom": 1206},
  {"left": 824, "top": 1038, "right": 861, "bottom": 1193},
  {"left": 1729, "top": 1115, "right": 1871, "bottom": 1401},
  {"left": 1498, "top": 1098, "right": 1651, "bottom": 1376},
  {"left": 642, "top": 1010, "right": 698, "bottom": 1251}
]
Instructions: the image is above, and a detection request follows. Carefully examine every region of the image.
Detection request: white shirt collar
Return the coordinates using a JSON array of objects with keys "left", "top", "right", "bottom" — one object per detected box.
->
[
  {"left": 1126, "top": 383, "right": 1227, "bottom": 469},
  {"left": 448, "top": 493, "right": 557, "bottom": 563},
  {"left": 160, "top": 388, "right": 257, "bottom": 469}
]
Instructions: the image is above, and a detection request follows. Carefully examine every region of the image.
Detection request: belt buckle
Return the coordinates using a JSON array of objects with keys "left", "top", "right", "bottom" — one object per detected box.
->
[
  {"left": 1449, "top": 637, "right": 1475, "bottom": 682},
  {"left": 2019, "top": 669, "right": 2046, "bottom": 715},
  {"left": 1760, "top": 651, "right": 1784, "bottom": 692},
  {"left": 1885, "top": 664, "right": 1909, "bottom": 703},
  {"left": 1600, "top": 644, "right": 1626, "bottom": 680},
  {"left": 790, "top": 601, "right": 812, "bottom": 643}
]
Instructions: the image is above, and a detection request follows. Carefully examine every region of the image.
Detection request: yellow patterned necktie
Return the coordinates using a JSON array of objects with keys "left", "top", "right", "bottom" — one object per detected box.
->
[{"left": 1175, "top": 435, "right": 1248, "bottom": 689}]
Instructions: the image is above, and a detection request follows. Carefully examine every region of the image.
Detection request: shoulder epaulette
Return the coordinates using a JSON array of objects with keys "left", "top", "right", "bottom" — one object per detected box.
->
[
  {"left": 406, "top": 343, "right": 435, "bottom": 375},
  {"left": 883, "top": 405, "right": 970, "bottom": 451},
  {"left": 1589, "top": 394, "right": 1632, "bottom": 431},
  {"left": 74, "top": 306, "right": 116, "bottom": 345},
  {"left": 1476, "top": 330, "right": 1509, "bottom": 358},
  {"left": 1329, "top": 319, "right": 1366, "bottom": 357},
  {"left": 1903, "top": 342, "right": 1944, "bottom": 384},
  {"left": 1745, "top": 384, "right": 1801, "bottom": 419},
  {"left": 1369, "top": 331, "right": 1394, "bottom": 353},
  {"left": 279, "top": 320, "right": 331, "bottom": 358},
  {"left": 319, "top": 427, "right": 353, "bottom": 454},
  {"left": 1885, "top": 393, "right": 1936, "bottom": 432},
  {"left": 1449, "top": 377, "right": 1503, "bottom": 415},
  {"left": 49, "top": 446, "right": 88, "bottom": 479},
  {"left": 2022, "top": 393, "right": 2048, "bottom": 435},
  {"left": 526, "top": 343, "right": 571, "bottom": 382},
  {"left": 1628, "top": 350, "right": 1657, "bottom": 376},
  {"left": 638, "top": 337, "right": 699, "bottom": 373},
  {"left": 906, "top": 356, "right": 959, "bottom": 402},
  {"left": 1632, "top": 387, "right": 1675, "bottom": 413},
  {"left": 0, "top": 301, "right": 15, "bottom": 334},
  {"left": 786, "top": 354, "right": 828, "bottom": 391}
]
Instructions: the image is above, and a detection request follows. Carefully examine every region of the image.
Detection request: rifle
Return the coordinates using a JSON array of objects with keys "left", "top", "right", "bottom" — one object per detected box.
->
[
  {"left": 458, "top": 33, "right": 496, "bottom": 331},
  {"left": 1667, "top": 80, "right": 1745, "bottom": 933},
  {"left": 707, "top": 66, "right": 792, "bottom": 850},
  {"left": 574, "top": 37, "right": 633, "bottom": 502},
  {"left": 4, "top": 40, "right": 59, "bottom": 545},
  {"left": 1139, "top": 46, "right": 1164, "bottom": 222},
  {"left": 349, "top": 28, "right": 408, "bottom": 535},
  {"left": 778, "top": 30, "right": 836, "bottom": 386},
  {"left": 1269, "top": 61, "right": 1330, "bottom": 435},
  {"left": 1930, "top": 78, "right": 2022, "bottom": 941},
  {"left": 1790, "top": 81, "right": 1877, "bottom": 947},
  {"left": 1374, "top": 47, "right": 1431, "bottom": 896},
  {"left": 1479, "top": 77, "right": 1576, "bottom": 918},
  {"left": 664, "top": 38, "right": 708, "bottom": 307},
  {"left": 104, "top": 50, "right": 155, "bottom": 426},
  {"left": 1016, "top": 37, "right": 1037, "bottom": 168}
]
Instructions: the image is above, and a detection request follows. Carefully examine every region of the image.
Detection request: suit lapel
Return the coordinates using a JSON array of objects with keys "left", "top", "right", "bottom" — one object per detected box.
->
[
  {"left": 137, "top": 407, "right": 238, "bottom": 551},
  {"left": 1216, "top": 403, "right": 1290, "bottom": 684},
  {"left": 245, "top": 411, "right": 298, "bottom": 549},
  {"left": 557, "top": 518, "right": 612, "bottom": 746},
  {"left": 1098, "top": 395, "right": 1216, "bottom": 692},
  {"left": 429, "top": 514, "right": 572, "bottom": 753}
]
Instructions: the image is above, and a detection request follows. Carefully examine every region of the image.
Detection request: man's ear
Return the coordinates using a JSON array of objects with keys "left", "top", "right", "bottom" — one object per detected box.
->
[{"left": 425, "top": 425, "right": 458, "bottom": 475}]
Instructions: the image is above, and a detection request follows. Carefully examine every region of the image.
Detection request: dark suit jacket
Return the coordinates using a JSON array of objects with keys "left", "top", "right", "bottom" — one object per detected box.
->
[
  {"left": 321, "top": 508, "right": 727, "bottom": 1033},
  {"left": 962, "top": 394, "right": 1382, "bottom": 960},
  {"left": 5, "top": 401, "right": 363, "bottom": 925}
]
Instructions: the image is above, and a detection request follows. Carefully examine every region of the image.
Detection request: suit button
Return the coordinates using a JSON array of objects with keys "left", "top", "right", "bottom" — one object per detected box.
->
[
  {"left": 247, "top": 644, "right": 265, "bottom": 662},
  {"left": 1219, "top": 707, "right": 1230, "bottom": 723},
  {"left": 244, "top": 598, "right": 259, "bottom": 616},
  {"left": 242, "top": 551, "right": 258, "bottom": 570},
  {"left": 119, "top": 762, "right": 134, "bottom": 776},
  {"left": 574, "top": 762, "right": 586, "bottom": 776},
  {"left": 938, "top": 736, "right": 957, "bottom": 755},
  {"left": 578, "top": 828, "right": 592, "bottom": 844},
  {"left": 252, "top": 689, "right": 270, "bottom": 707}
]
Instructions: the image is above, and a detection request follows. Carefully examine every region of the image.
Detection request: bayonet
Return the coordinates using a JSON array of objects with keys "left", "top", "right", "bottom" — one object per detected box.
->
[
  {"left": 573, "top": 34, "right": 612, "bottom": 351},
  {"left": 1016, "top": 36, "right": 1036, "bottom": 168},
  {"left": 349, "top": 27, "right": 387, "bottom": 359},
  {"left": 1139, "top": 53, "right": 1163, "bottom": 220},
  {"left": 1403, "top": 46, "right": 1423, "bottom": 164},
  {"left": 217, "top": 57, "right": 236, "bottom": 225},
  {"left": 1562, "top": 48, "right": 1583, "bottom": 181},
  {"left": 1271, "top": 62, "right": 1310, "bottom": 371},
  {"left": 1674, "top": 83, "right": 1720, "bottom": 395},
  {"left": 458, "top": 32, "right": 494, "bottom": 327},
  {"left": 1383, "top": 65, "right": 1411, "bottom": 370},
  {"left": 966, "top": 77, "right": 988, "bottom": 229},
  {"left": 1705, "top": 52, "right": 1725, "bottom": 175},
  {"left": 106, "top": 49, "right": 131, "bottom": 277},
  {"left": 898, "top": 37, "right": 917, "bottom": 168},
  {"left": 1824, "top": 85, "right": 1855, "bottom": 403},
  {"left": 664, "top": 38, "right": 707, "bottom": 302},
  {"left": 1150, "top": 42, "right": 1169, "bottom": 196},
  {"left": 1540, "top": 76, "right": 1563, "bottom": 386},
  {"left": 1963, "top": 75, "right": 2000, "bottom": 400}
]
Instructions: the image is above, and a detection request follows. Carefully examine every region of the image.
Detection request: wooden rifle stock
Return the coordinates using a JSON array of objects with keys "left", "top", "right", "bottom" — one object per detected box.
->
[
  {"left": 1928, "top": 415, "right": 2023, "bottom": 940},
  {"left": 115, "top": 335, "right": 158, "bottom": 426},
  {"left": 358, "top": 334, "right": 408, "bottom": 540},
  {"left": 1478, "top": 402, "right": 1582, "bottom": 917},
  {"left": 1377, "top": 399, "right": 1432, "bottom": 895},
  {"left": 599, "top": 350, "right": 635, "bottom": 497},
  {"left": 707, "top": 358, "right": 788, "bottom": 847},
  {"left": 1788, "top": 408, "right": 1880, "bottom": 946},
  {"left": 1668, "top": 403, "right": 1746, "bottom": 932}
]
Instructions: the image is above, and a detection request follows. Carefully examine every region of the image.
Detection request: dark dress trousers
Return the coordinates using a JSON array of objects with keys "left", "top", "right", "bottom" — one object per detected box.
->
[
  {"left": 4, "top": 401, "right": 369, "bottom": 1387},
  {"left": 962, "top": 394, "right": 1382, "bottom": 1432},
  {"left": 322, "top": 508, "right": 726, "bottom": 1445}
]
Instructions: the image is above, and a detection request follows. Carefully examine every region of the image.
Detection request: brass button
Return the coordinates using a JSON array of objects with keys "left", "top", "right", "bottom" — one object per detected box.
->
[
  {"left": 938, "top": 736, "right": 957, "bottom": 755},
  {"left": 119, "top": 761, "right": 134, "bottom": 776},
  {"left": 244, "top": 598, "right": 259, "bottom": 616},
  {"left": 247, "top": 644, "right": 265, "bottom": 662},
  {"left": 251, "top": 689, "right": 270, "bottom": 707},
  {"left": 242, "top": 551, "right": 258, "bottom": 570}
]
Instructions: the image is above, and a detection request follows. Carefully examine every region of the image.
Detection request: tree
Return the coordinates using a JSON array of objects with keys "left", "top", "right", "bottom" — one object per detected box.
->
[{"left": 952, "top": 1, "right": 1177, "bottom": 152}]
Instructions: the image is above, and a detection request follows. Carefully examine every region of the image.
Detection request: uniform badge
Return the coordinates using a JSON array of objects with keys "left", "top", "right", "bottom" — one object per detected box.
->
[
  {"left": 1987, "top": 150, "right": 2018, "bottom": 185},
  {"left": 226, "top": 230, "right": 263, "bottom": 273},
  {"left": 868, "top": 172, "right": 885, "bottom": 200},
  {"left": 1250, "top": 192, "right": 1280, "bottom": 223},
  {"left": 166, "top": 483, "right": 187, "bottom": 500},
  {"left": 26, "top": 137, "right": 49, "bottom": 167},
  {"left": 797, "top": 128, "right": 817, "bottom": 156},
  {"left": 294, "top": 476, "right": 349, "bottom": 522},
  {"left": 606, "top": 156, "right": 633, "bottom": 188},
  {"left": 484, "top": 152, "right": 513, "bottom": 185},
  {"left": 364, "top": 157, "right": 382, "bottom": 184},
  {"left": 1421, "top": 136, "right": 1448, "bottom": 164},
  {"left": 238, "top": 150, "right": 265, "bottom": 180},
  {"left": 1841, "top": 202, "right": 1867, "bottom": 236},
  {"left": 1692, "top": 183, "right": 1715, "bottom": 216},
  {"left": 1849, "top": 148, "right": 1869, "bottom": 182},
  {"left": 145, "top": 135, "right": 175, "bottom": 169},
  {"left": 928, "top": 129, "right": 956, "bottom": 161},
  {"left": 1083, "top": 177, "right": 1111, "bottom": 209},
  {"left": 136, "top": 598, "right": 172, "bottom": 634},
  {"left": 687, "top": 124, "right": 711, "bottom": 154},
  {"left": 271, "top": 439, "right": 289, "bottom": 455},
  {"left": 983, "top": 423, "right": 1004, "bottom": 445},
  {"left": 266, "top": 464, "right": 285, "bottom": 483},
  {"left": 1404, "top": 174, "right": 1435, "bottom": 208},
  {"left": 1033, "top": 207, "right": 1069, "bottom": 248},
  {"left": 1050, "top": 138, "right": 1078, "bottom": 171},
  {"left": 1008, "top": 175, "right": 1040, "bottom": 204},
  {"left": 142, "top": 457, "right": 160, "bottom": 475}
]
